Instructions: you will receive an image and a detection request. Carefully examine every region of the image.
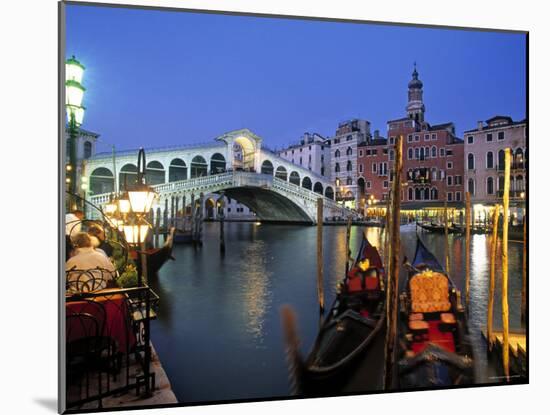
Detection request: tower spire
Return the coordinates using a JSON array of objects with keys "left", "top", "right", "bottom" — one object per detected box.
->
[{"left": 406, "top": 63, "right": 425, "bottom": 123}]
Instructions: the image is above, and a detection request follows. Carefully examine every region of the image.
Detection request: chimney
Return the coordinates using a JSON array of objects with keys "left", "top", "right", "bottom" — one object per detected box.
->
[{"left": 477, "top": 121, "right": 483, "bottom": 131}]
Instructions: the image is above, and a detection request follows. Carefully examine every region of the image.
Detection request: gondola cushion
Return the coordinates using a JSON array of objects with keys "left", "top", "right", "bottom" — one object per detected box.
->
[{"left": 410, "top": 271, "right": 451, "bottom": 313}]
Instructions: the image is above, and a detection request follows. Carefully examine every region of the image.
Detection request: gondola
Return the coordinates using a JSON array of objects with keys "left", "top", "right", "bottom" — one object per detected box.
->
[
  {"left": 132, "top": 227, "right": 176, "bottom": 276},
  {"left": 294, "top": 234, "right": 387, "bottom": 394},
  {"left": 397, "top": 237, "right": 474, "bottom": 388}
]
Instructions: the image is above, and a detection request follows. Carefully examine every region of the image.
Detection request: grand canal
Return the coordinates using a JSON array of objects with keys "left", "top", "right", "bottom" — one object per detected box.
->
[{"left": 149, "top": 222, "right": 525, "bottom": 403}]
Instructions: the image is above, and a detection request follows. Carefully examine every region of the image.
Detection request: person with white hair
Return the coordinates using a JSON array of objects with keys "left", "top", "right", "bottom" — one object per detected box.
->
[{"left": 66, "top": 232, "right": 116, "bottom": 294}]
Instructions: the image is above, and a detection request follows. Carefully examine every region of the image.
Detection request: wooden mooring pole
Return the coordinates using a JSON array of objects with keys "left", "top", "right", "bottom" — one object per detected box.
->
[
  {"left": 443, "top": 187, "right": 451, "bottom": 278},
  {"left": 317, "top": 198, "right": 324, "bottom": 314},
  {"left": 383, "top": 135, "right": 402, "bottom": 390},
  {"left": 487, "top": 204, "right": 499, "bottom": 350},
  {"left": 521, "top": 213, "right": 527, "bottom": 325},
  {"left": 501, "top": 148, "right": 512, "bottom": 380},
  {"left": 219, "top": 194, "right": 225, "bottom": 254},
  {"left": 465, "top": 192, "right": 471, "bottom": 311},
  {"left": 345, "top": 216, "right": 352, "bottom": 276},
  {"left": 384, "top": 190, "right": 392, "bottom": 285}
]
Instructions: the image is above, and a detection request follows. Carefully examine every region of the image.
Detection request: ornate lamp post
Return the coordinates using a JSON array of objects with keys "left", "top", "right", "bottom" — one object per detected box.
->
[{"left": 65, "top": 56, "right": 86, "bottom": 211}]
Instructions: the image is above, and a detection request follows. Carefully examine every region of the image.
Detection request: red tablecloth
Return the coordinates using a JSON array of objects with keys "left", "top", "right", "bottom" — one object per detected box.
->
[{"left": 66, "top": 293, "right": 136, "bottom": 353}]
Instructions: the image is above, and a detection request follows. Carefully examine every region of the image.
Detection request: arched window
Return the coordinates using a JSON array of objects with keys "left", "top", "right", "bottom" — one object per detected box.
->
[
  {"left": 487, "top": 177, "right": 494, "bottom": 195},
  {"left": 169, "top": 158, "right": 187, "bottom": 182},
  {"left": 325, "top": 186, "right": 334, "bottom": 200},
  {"left": 415, "top": 148, "right": 420, "bottom": 160},
  {"left": 190, "top": 155, "right": 208, "bottom": 178},
  {"left": 346, "top": 147, "right": 353, "bottom": 156},
  {"left": 431, "top": 146, "right": 437, "bottom": 158},
  {"left": 335, "top": 149, "right": 341, "bottom": 158},
  {"left": 468, "top": 153, "right": 475, "bottom": 170},
  {"left": 210, "top": 153, "right": 226, "bottom": 174},
  {"left": 289, "top": 171, "right": 300, "bottom": 186},
  {"left": 346, "top": 160, "right": 352, "bottom": 172},
  {"left": 415, "top": 188, "right": 422, "bottom": 200},
  {"left": 119, "top": 164, "right": 137, "bottom": 190},
  {"left": 302, "top": 176, "right": 312, "bottom": 190},
  {"left": 432, "top": 168, "right": 437, "bottom": 181},
  {"left": 261, "top": 160, "right": 274, "bottom": 175},
  {"left": 420, "top": 147, "right": 425, "bottom": 160},
  {"left": 468, "top": 178, "right": 475, "bottom": 195},
  {"left": 515, "top": 148, "right": 524, "bottom": 169},
  {"left": 408, "top": 187, "right": 413, "bottom": 201},
  {"left": 425, "top": 146, "right": 430, "bottom": 159},
  {"left": 408, "top": 148, "right": 413, "bottom": 160},
  {"left": 498, "top": 176, "right": 505, "bottom": 192},
  {"left": 357, "top": 177, "right": 365, "bottom": 195},
  {"left": 431, "top": 187, "right": 438, "bottom": 200},
  {"left": 314, "top": 182, "right": 324, "bottom": 195},
  {"left": 90, "top": 167, "right": 114, "bottom": 195},
  {"left": 516, "top": 175, "right": 524, "bottom": 192},
  {"left": 346, "top": 176, "right": 352, "bottom": 185},
  {"left": 275, "top": 166, "right": 288, "bottom": 181},
  {"left": 146, "top": 161, "right": 165, "bottom": 185},
  {"left": 498, "top": 149, "right": 505, "bottom": 171},
  {"left": 83, "top": 141, "right": 92, "bottom": 159},
  {"left": 486, "top": 151, "right": 494, "bottom": 169},
  {"left": 335, "top": 163, "right": 340, "bottom": 173},
  {"left": 389, "top": 149, "right": 395, "bottom": 161},
  {"left": 424, "top": 188, "right": 430, "bottom": 200}
]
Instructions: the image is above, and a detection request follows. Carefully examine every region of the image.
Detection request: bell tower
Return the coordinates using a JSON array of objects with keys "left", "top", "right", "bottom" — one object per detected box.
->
[{"left": 406, "top": 63, "right": 425, "bottom": 123}]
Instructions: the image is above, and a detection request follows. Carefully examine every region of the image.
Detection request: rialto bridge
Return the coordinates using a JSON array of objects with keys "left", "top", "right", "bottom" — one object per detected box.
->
[{"left": 85, "top": 129, "right": 353, "bottom": 223}]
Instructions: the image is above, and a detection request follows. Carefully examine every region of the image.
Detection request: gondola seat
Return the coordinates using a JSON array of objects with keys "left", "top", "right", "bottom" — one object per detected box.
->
[
  {"left": 440, "top": 313, "right": 456, "bottom": 325},
  {"left": 409, "top": 271, "right": 451, "bottom": 313},
  {"left": 409, "top": 313, "right": 424, "bottom": 321}
]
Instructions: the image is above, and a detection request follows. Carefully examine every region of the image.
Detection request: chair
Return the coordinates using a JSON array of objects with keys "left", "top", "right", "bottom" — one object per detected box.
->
[{"left": 66, "top": 267, "right": 115, "bottom": 294}]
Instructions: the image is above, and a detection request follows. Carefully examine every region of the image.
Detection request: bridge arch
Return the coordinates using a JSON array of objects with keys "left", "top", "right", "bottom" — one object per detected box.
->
[
  {"left": 146, "top": 160, "right": 165, "bottom": 185},
  {"left": 313, "top": 181, "right": 324, "bottom": 195},
  {"left": 275, "top": 165, "right": 288, "bottom": 181},
  {"left": 302, "top": 176, "right": 312, "bottom": 190},
  {"left": 90, "top": 167, "right": 114, "bottom": 195},
  {"left": 289, "top": 171, "right": 300, "bottom": 186},
  {"left": 169, "top": 158, "right": 187, "bottom": 182},
  {"left": 190, "top": 155, "right": 208, "bottom": 178},
  {"left": 261, "top": 160, "right": 274, "bottom": 175},
  {"left": 325, "top": 186, "right": 334, "bottom": 200},
  {"left": 119, "top": 163, "right": 137, "bottom": 190},
  {"left": 210, "top": 153, "right": 226, "bottom": 175}
]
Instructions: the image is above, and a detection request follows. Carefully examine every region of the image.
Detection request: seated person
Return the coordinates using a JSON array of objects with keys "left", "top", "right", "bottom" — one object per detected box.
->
[
  {"left": 66, "top": 232, "right": 116, "bottom": 294},
  {"left": 65, "top": 210, "right": 84, "bottom": 261},
  {"left": 347, "top": 258, "right": 379, "bottom": 292},
  {"left": 87, "top": 223, "right": 114, "bottom": 257}
]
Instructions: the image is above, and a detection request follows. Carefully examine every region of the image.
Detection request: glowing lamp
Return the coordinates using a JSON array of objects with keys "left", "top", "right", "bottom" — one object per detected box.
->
[
  {"left": 123, "top": 224, "right": 149, "bottom": 245},
  {"left": 104, "top": 201, "right": 118, "bottom": 216},
  {"left": 117, "top": 193, "right": 131, "bottom": 214},
  {"left": 66, "top": 56, "right": 85, "bottom": 84},
  {"left": 128, "top": 184, "right": 157, "bottom": 214}
]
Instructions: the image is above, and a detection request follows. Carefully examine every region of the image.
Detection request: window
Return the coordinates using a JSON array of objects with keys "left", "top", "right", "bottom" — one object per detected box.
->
[
  {"left": 487, "top": 151, "right": 494, "bottom": 169},
  {"left": 447, "top": 176, "right": 453, "bottom": 186},
  {"left": 498, "top": 131, "right": 505, "bottom": 140},
  {"left": 346, "top": 160, "right": 353, "bottom": 172},
  {"left": 455, "top": 175, "right": 463, "bottom": 185},
  {"left": 408, "top": 148, "right": 413, "bottom": 160},
  {"left": 486, "top": 133, "right": 493, "bottom": 142},
  {"left": 468, "top": 178, "right": 475, "bottom": 195},
  {"left": 432, "top": 168, "right": 437, "bottom": 181},
  {"left": 467, "top": 153, "right": 475, "bottom": 170},
  {"left": 424, "top": 188, "right": 430, "bottom": 200},
  {"left": 83, "top": 141, "right": 92, "bottom": 159},
  {"left": 300, "top": 148, "right": 303, "bottom": 152},
  {"left": 299, "top": 157, "right": 302, "bottom": 165},
  {"left": 498, "top": 149, "right": 505, "bottom": 170},
  {"left": 407, "top": 134, "right": 413, "bottom": 143},
  {"left": 431, "top": 188, "right": 438, "bottom": 200},
  {"left": 440, "top": 148, "right": 445, "bottom": 157},
  {"left": 292, "top": 149, "right": 295, "bottom": 154},
  {"left": 415, "top": 148, "right": 420, "bottom": 159},
  {"left": 383, "top": 181, "right": 389, "bottom": 188},
  {"left": 440, "top": 170, "right": 445, "bottom": 180},
  {"left": 383, "top": 149, "right": 388, "bottom": 155},
  {"left": 431, "top": 134, "right": 437, "bottom": 140},
  {"left": 408, "top": 187, "right": 413, "bottom": 200},
  {"left": 456, "top": 192, "right": 462, "bottom": 201},
  {"left": 431, "top": 146, "right": 437, "bottom": 158},
  {"left": 359, "top": 150, "right": 363, "bottom": 157},
  {"left": 366, "top": 181, "right": 371, "bottom": 189},
  {"left": 425, "top": 146, "right": 430, "bottom": 159},
  {"left": 447, "top": 192, "right": 453, "bottom": 202},
  {"left": 359, "top": 164, "right": 363, "bottom": 173},
  {"left": 487, "top": 177, "right": 494, "bottom": 195},
  {"left": 420, "top": 147, "right": 425, "bottom": 160},
  {"left": 346, "top": 147, "right": 353, "bottom": 156},
  {"left": 335, "top": 163, "right": 340, "bottom": 173},
  {"left": 335, "top": 149, "right": 340, "bottom": 158},
  {"left": 372, "top": 163, "right": 377, "bottom": 173},
  {"left": 415, "top": 135, "right": 420, "bottom": 142},
  {"left": 346, "top": 135, "right": 353, "bottom": 141},
  {"left": 447, "top": 161, "right": 453, "bottom": 169},
  {"left": 467, "top": 136, "right": 474, "bottom": 144},
  {"left": 372, "top": 149, "right": 378, "bottom": 155},
  {"left": 346, "top": 177, "right": 352, "bottom": 185},
  {"left": 389, "top": 137, "right": 395, "bottom": 145},
  {"left": 424, "top": 134, "right": 430, "bottom": 141},
  {"left": 366, "top": 150, "right": 371, "bottom": 156},
  {"left": 446, "top": 150, "right": 453, "bottom": 156},
  {"left": 389, "top": 150, "right": 395, "bottom": 161}
]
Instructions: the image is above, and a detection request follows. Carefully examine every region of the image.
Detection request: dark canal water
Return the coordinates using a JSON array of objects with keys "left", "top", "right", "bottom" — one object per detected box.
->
[{"left": 149, "top": 222, "right": 524, "bottom": 404}]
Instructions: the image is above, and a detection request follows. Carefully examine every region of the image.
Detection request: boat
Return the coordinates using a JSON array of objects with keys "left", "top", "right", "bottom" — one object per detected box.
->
[
  {"left": 132, "top": 227, "right": 176, "bottom": 276},
  {"left": 397, "top": 238, "right": 474, "bottom": 388},
  {"left": 173, "top": 216, "right": 195, "bottom": 244},
  {"left": 293, "top": 234, "right": 387, "bottom": 394}
]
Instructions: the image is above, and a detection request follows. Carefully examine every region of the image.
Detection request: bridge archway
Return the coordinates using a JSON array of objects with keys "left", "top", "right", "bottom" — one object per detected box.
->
[
  {"left": 169, "top": 158, "right": 187, "bottom": 182},
  {"left": 210, "top": 153, "right": 226, "bottom": 175},
  {"left": 289, "top": 171, "right": 300, "bottom": 186},
  {"left": 302, "top": 176, "right": 312, "bottom": 190},
  {"left": 191, "top": 156, "right": 208, "bottom": 178},
  {"left": 261, "top": 160, "right": 274, "bottom": 175},
  {"left": 146, "top": 161, "right": 165, "bottom": 185},
  {"left": 325, "top": 186, "right": 334, "bottom": 200},
  {"left": 275, "top": 166, "right": 288, "bottom": 181},
  {"left": 313, "top": 182, "right": 323, "bottom": 195},
  {"left": 90, "top": 167, "right": 114, "bottom": 195},
  {"left": 119, "top": 163, "right": 137, "bottom": 190},
  {"left": 233, "top": 136, "right": 256, "bottom": 171},
  {"left": 205, "top": 197, "right": 216, "bottom": 219}
]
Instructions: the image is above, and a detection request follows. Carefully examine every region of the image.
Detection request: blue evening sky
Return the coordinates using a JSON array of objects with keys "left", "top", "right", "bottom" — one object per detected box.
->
[{"left": 66, "top": 4, "right": 526, "bottom": 152}]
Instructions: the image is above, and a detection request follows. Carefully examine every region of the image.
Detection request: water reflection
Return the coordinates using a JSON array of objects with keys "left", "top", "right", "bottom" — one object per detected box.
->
[{"left": 149, "top": 222, "right": 524, "bottom": 402}]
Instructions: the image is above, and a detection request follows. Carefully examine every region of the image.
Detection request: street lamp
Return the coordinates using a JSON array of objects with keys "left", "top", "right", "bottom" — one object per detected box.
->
[{"left": 65, "top": 55, "right": 86, "bottom": 211}]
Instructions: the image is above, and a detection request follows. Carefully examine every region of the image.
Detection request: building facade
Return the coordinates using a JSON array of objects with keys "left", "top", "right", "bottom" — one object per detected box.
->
[
  {"left": 277, "top": 132, "right": 330, "bottom": 177},
  {"left": 463, "top": 116, "right": 527, "bottom": 216},
  {"left": 327, "top": 119, "right": 371, "bottom": 208}
]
